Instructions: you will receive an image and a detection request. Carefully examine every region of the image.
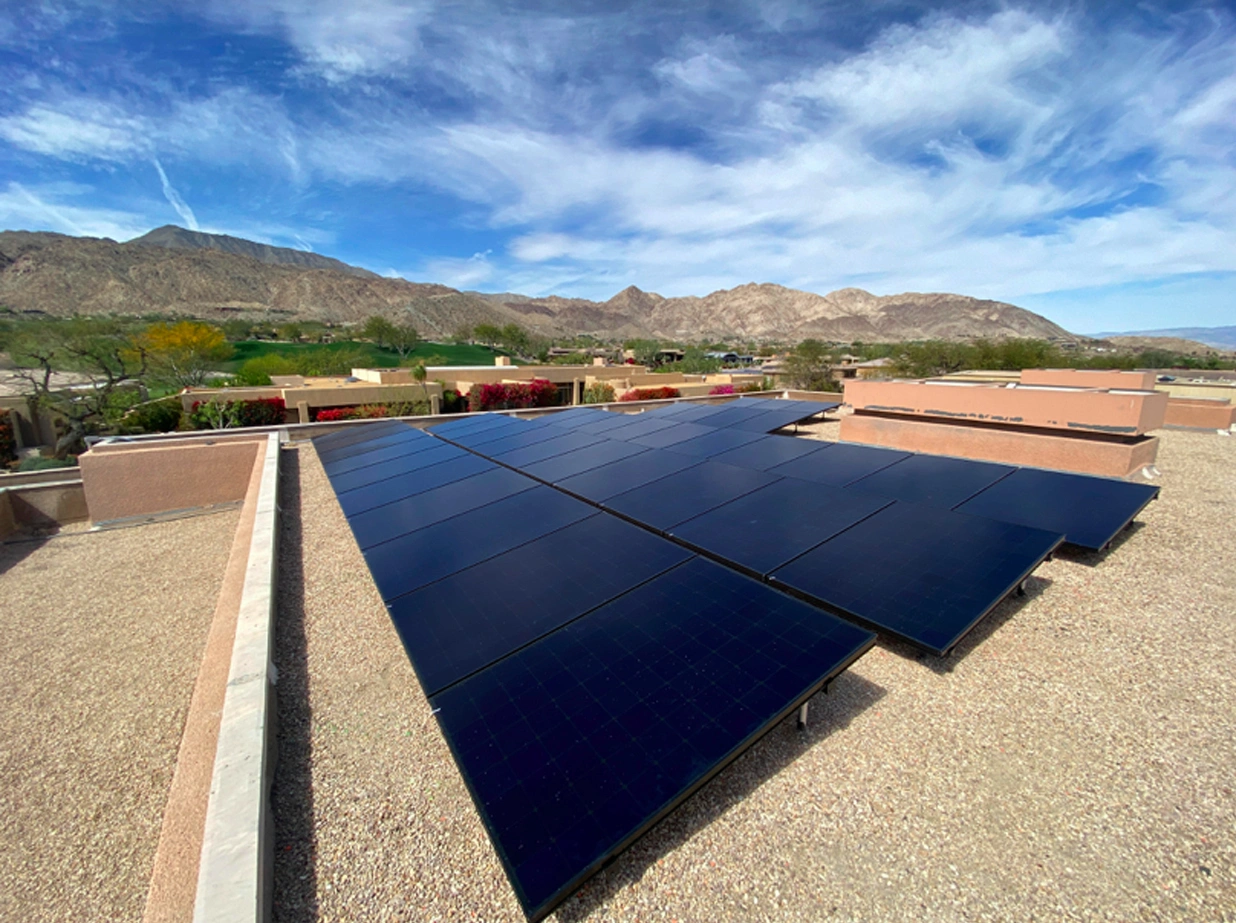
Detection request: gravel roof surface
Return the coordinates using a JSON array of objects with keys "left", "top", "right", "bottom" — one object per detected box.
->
[
  {"left": 0, "top": 509, "right": 240, "bottom": 922},
  {"left": 273, "top": 423, "right": 1235, "bottom": 922}
]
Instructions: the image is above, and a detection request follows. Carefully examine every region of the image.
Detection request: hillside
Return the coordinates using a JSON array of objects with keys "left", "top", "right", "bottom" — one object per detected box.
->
[
  {"left": 1094, "top": 325, "right": 1236, "bottom": 350},
  {"left": 0, "top": 227, "right": 1075, "bottom": 343}
]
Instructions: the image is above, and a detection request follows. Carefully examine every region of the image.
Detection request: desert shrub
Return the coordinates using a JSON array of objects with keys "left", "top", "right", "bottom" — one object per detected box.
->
[
  {"left": 123, "top": 396, "right": 184, "bottom": 433},
  {"left": 0, "top": 409, "right": 15, "bottom": 462},
  {"left": 440, "top": 388, "right": 467, "bottom": 414},
  {"left": 313, "top": 401, "right": 428, "bottom": 422},
  {"left": 232, "top": 354, "right": 298, "bottom": 386},
  {"left": 737, "top": 378, "right": 776, "bottom": 393},
  {"left": 190, "top": 397, "right": 287, "bottom": 429},
  {"left": 708, "top": 384, "right": 736, "bottom": 395},
  {"left": 17, "top": 455, "right": 77, "bottom": 471},
  {"left": 582, "top": 382, "right": 616, "bottom": 404},
  {"left": 468, "top": 379, "right": 560, "bottom": 411},
  {"left": 619, "top": 386, "right": 681, "bottom": 402}
]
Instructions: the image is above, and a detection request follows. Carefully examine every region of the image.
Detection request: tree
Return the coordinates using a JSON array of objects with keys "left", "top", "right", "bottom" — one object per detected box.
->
[
  {"left": 138, "top": 320, "right": 233, "bottom": 388},
  {"left": 473, "top": 323, "right": 502, "bottom": 348},
  {"left": 499, "top": 323, "right": 529, "bottom": 356},
  {"left": 9, "top": 319, "right": 149, "bottom": 458},
  {"left": 362, "top": 316, "right": 397, "bottom": 347},
  {"left": 782, "top": 339, "right": 839, "bottom": 391},
  {"left": 387, "top": 323, "right": 421, "bottom": 362},
  {"left": 277, "top": 322, "right": 303, "bottom": 342}
]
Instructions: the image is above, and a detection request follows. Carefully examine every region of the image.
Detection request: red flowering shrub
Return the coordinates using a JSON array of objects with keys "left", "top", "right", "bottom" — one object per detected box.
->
[
  {"left": 190, "top": 397, "right": 287, "bottom": 429},
  {"left": 708, "top": 384, "right": 736, "bottom": 395},
  {"left": 619, "top": 386, "right": 681, "bottom": 402},
  {"left": 468, "top": 379, "right": 561, "bottom": 411}
]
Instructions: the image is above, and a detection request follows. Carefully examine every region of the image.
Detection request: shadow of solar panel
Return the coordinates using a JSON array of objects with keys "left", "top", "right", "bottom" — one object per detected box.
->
[
  {"left": 770, "top": 502, "right": 1062, "bottom": 655},
  {"left": 766, "top": 442, "right": 909, "bottom": 486},
  {"left": 554, "top": 451, "right": 703, "bottom": 503},
  {"left": 603, "top": 461, "right": 778, "bottom": 532},
  {"left": 847, "top": 453, "right": 1015, "bottom": 508},
  {"left": 490, "top": 431, "right": 608, "bottom": 467},
  {"left": 388, "top": 515, "right": 694, "bottom": 696},
  {"left": 312, "top": 419, "right": 407, "bottom": 450},
  {"left": 337, "top": 453, "right": 495, "bottom": 517},
  {"left": 346, "top": 467, "right": 537, "bottom": 551},
  {"left": 661, "top": 428, "right": 767, "bottom": 458},
  {"left": 322, "top": 436, "right": 458, "bottom": 478},
  {"left": 709, "top": 435, "right": 831, "bottom": 470},
  {"left": 315, "top": 427, "right": 427, "bottom": 463},
  {"left": 431, "top": 556, "right": 875, "bottom": 921},
  {"left": 362, "top": 487, "right": 597, "bottom": 602},
  {"left": 521, "top": 439, "right": 650, "bottom": 482},
  {"left": 326, "top": 442, "right": 466, "bottom": 493},
  {"left": 627, "top": 420, "right": 718, "bottom": 448},
  {"left": 670, "top": 479, "right": 893, "bottom": 577},
  {"left": 954, "top": 467, "right": 1160, "bottom": 551}
]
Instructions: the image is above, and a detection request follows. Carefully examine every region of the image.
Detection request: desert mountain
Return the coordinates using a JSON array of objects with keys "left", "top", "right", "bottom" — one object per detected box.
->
[
  {"left": 129, "top": 225, "right": 380, "bottom": 278},
  {"left": 0, "top": 227, "right": 1074, "bottom": 343}
]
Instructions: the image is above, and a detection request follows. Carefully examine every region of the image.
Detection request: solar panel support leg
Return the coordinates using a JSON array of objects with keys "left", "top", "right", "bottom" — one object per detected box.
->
[
  {"left": 797, "top": 702, "right": 809, "bottom": 730},
  {"left": 1016, "top": 579, "right": 1027, "bottom": 597}
]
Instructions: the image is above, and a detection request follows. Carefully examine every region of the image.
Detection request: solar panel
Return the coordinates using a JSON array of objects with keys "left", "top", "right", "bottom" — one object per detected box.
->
[
  {"left": 322, "top": 437, "right": 459, "bottom": 478},
  {"left": 553, "top": 450, "right": 704, "bottom": 503},
  {"left": 431, "top": 556, "right": 875, "bottom": 921},
  {"left": 603, "top": 461, "right": 778, "bottom": 532},
  {"left": 729, "top": 402, "right": 839, "bottom": 433},
  {"left": 659, "top": 427, "right": 767, "bottom": 458},
  {"left": 428, "top": 413, "right": 518, "bottom": 438},
  {"left": 688, "top": 405, "right": 770, "bottom": 429},
  {"left": 489, "top": 431, "right": 608, "bottom": 467},
  {"left": 770, "top": 501, "right": 1062, "bottom": 655},
  {"left": 572, "top": 412, "right": 646, "bottom": 435},
  {"left": 337, "top": 453, "right": 496, "bottom": 517},
  {"left": 626, "top": 420, "right": 719, "bottom": 448},
  {"left": 458, "top": 425, "right": 568, "bottom": 453},
  {"left": 346, "top": 467, "right": 538, "bottom": 551},
  {"left": 670, "top": 479, "right": 893, "bottom": 577},
  {"left": 315, "top": 426, "right": 428, "bottom": 463},
  {"left": 520, "top": 439, "right": 650, "bottom": 483},
  {"left": 524, "top": 408, "right": 610, "bottom": 431},
  {"left": 590, "top": 414, "right": 677, "bottom": 440},
  {"left": 954, "top": 467, "right": 1160, "bottom": 551},
  {"left": 362, "top": 487, "right": 597, "bottom": 603},
  {"left": 648, "top": 403, "right": 729, "bottom": 423},
  {"left": 325, "top": 442, "right": 466, "bottom": 493},
  {"left": 638, "top": 402, "right": 702, "bottom": 418},
  {"left": 708, "top": 435, "right": 831, "bottom": 471},
  {"left": 766, "top": 442, "right": 910, "bottom": 486},
  {"left": 846, "top": 453, "right": 1016, "bottom": 508},
  {"left": 387, "top": 514, "right": 693, "bottom": 695},
  {"left": 312, "top": 419, "right": 407, "bottom": 450}
]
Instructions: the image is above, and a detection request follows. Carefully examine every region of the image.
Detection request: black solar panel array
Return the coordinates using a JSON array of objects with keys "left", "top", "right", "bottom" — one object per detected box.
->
[
  {"left": 314, "top": 421, "right": 876, "bottom": 921},
  {"left": 315, "top": 399, "right": 1158, "bottom": 919}
]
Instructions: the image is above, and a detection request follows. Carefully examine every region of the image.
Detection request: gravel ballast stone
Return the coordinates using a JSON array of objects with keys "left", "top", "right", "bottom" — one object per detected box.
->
[{"left": 273, "top": 424, "right": 1235, "bottom": 921}]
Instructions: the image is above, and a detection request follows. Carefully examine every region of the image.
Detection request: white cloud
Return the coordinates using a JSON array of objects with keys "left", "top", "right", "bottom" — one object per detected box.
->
[
  {"left": 152, "top": 158, "right": 198, "bottom": 230},
  {"left": 0, "top": 182, "right": 153, "bottom": 240},
  {"left": 415, "top": 251, "right": 495, "bottom": 289}
]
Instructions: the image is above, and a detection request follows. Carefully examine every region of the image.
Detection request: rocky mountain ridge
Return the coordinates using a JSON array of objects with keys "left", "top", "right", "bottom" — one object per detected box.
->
[{"left": 0, "top": 227, "right": 1075, "bottom": 343}]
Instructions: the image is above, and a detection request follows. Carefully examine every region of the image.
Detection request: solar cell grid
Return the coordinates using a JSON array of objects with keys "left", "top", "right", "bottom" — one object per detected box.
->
[
  {"left": 361, "top": 487, "right": 597, "bottom": 603},
  {"left": 649, "top": 403, "right": 728, "bottom": 423},
  {"left": 345, "top": 467, "right": 537, "bottom": 551},
  {"left": 846, "top": 453, "right": 1015, "bottom": 509},
  {"left": 427, "top": 413, "right": 517, "bottom": 438},
  {"left": 626, "top": 420, "right": 719, "bottom": 448},
  {"left": 336, "top": 452, "right": 495, "bottom": 517},
  {"left": 659, "top": 427, "right": 767, "bottom": 458},
  {"left": 572, "top": 412, "right": 647, "bottom": 435},
  {"left": 603, "top": 461, "right": 778, "bottom": 532},
  {"left": 312, "top": 419, "right": 407, "bottom": 450},
  {"left": 455, "top": 425, "right": 567, "bottom": 453},
  {"left": 670, "top": 479, "right": 893, "bottom": 577},
  {"left": 691, "top": 405, "right": 770, "bottom": 429},
  {"left": 955, "top": 467, "right": 1159, "bottom": 551},
  {"left": 598, "top": 415, "right": 678, "bottom": 440},
  {"left": 489, "top": 431, "right": 608, "bottom": 467},
  {"left": 315, "top": 427, "right": 427, "bottom": 463},
  {"left": 431, "top": 557, "right": 875, "bottom": 920},
  {"left": 770, "top": 501, "right": 1062, "bottom": 655},
  {"left": 387, "top": 514, "right": 694, "bottom": 695},
  {"left": 322, "top": 437, "right": 460, "bottom": 478}
]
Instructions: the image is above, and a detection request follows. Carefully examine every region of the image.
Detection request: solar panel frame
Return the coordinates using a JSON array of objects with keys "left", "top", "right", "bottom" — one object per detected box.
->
[{"left": 430, "top": 556, "right": 876, "bottom": 921}]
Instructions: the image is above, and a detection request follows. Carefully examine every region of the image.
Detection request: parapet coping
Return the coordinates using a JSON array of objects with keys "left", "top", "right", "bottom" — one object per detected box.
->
[{"left": 193, "top": 432, "right": 280, "bottom": 923}]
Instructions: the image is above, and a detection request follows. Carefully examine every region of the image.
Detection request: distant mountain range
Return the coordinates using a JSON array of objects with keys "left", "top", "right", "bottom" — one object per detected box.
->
[
  {"left": 0, "top": 226, "right": 1075, "bottom": 343},
  {"left": 1094, "top": 326, "right": 1236, "bottom": 350}
]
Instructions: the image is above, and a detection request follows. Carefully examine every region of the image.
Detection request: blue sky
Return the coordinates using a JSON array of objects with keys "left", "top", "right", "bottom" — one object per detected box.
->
[{"left": 1, "top": 1, "right": 1233, "bottom": 334}]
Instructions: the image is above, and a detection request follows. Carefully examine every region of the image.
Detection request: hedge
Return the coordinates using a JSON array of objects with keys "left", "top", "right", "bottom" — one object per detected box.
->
[
  {"left": 313, "top": 401, "right": 428, "bottom": 422},
  {"left": 189, "top": 397, "right": 287, "bottom": 429},
  {"left": 708, "top": 384, "right": 736, "bottom": 395},
  {"left": 619, "top": 386, "right": 681, "bottom": 402}
]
